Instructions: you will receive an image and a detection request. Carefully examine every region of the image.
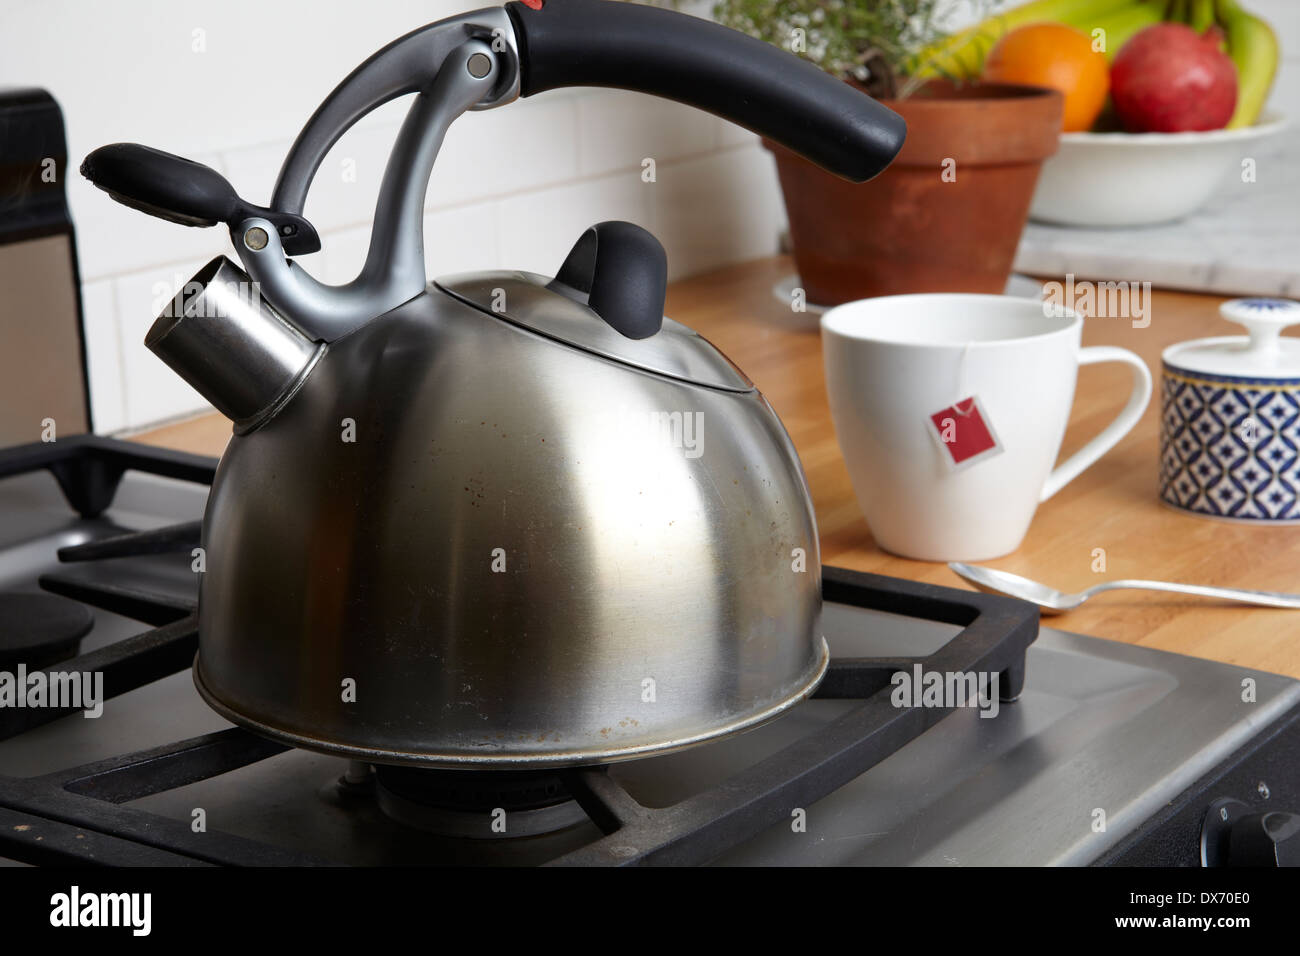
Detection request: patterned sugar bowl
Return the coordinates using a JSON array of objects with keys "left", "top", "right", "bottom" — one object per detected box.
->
[{"left": 1161, "top": 298, "right": 1300, "bottom": 522}]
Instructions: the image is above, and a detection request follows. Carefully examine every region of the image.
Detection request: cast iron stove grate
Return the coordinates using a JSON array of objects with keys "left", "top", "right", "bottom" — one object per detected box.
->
[{"left": 0, "top": 436, "right": 1038, "bottom": 866}]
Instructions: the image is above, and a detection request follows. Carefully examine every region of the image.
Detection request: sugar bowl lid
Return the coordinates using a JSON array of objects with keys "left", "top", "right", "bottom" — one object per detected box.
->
[{"left": 1163, "top": 298, "right": 1300, "bottom": 380}]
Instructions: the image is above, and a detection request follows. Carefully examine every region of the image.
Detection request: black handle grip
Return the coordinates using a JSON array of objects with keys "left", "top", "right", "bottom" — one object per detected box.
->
[
  {"left": 505, "top": 0, "right": 905, "bottom": 183},
  {"left": 81, "top": 143, "right": 320, "bottom": 255},
  {"left": 551, "top": 221, "right": 667, "bottom": 340},
  {"left": 81, "top": 144, "right": 239, "bottom": 227}
]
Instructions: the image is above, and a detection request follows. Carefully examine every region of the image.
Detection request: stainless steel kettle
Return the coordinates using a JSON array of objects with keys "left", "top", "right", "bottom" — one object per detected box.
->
[{"left": 82, "top": 0, "right": 905, "bottom": 768}]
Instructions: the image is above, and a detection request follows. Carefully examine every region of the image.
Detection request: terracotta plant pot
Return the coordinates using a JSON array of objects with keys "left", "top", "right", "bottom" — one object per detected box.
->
[{"left": 767, "top": 80, "right": 1063, "bottom": 306}]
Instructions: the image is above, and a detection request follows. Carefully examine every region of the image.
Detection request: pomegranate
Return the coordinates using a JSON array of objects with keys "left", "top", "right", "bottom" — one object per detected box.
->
[{"left": 1110, "top": 24, "right": 1238, "bottom": 132}]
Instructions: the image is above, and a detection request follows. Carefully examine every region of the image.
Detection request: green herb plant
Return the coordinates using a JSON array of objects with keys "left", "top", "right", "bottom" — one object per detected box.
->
[{"left": 711, "top": 0, "right": 989, "bottom": 98}]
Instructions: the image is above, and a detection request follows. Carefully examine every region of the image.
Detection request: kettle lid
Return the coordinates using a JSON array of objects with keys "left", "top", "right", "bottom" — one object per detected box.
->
[{"left": 437, "top": 271, "right": 754, "bottom": 392}]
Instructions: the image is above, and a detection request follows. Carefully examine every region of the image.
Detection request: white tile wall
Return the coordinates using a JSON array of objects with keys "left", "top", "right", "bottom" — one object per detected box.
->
[
  {"left": 576, "top": 90, "right": 720, "bottom": 176},
  {"left": 429, "top": 95, "right": 583, "bottom": 209},
  {"left": 650, "top": 145, "right": 788, "bottom": 279},
  {"left": 4, "top": 0, "right": 1294, "bottom": 433},
  {"left": 499, "top": 174, "right": 653, "bottom": 275}
]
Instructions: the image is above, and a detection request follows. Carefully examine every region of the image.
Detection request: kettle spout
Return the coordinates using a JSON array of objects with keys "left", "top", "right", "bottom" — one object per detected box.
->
[{"left": 146, "top": 257, "right": 323, "bottom": 431}]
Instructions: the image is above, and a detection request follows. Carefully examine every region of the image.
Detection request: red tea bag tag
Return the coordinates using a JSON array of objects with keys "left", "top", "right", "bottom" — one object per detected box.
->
[{"left": 928, "top": 396, "right": 1003, "bottom": 472}]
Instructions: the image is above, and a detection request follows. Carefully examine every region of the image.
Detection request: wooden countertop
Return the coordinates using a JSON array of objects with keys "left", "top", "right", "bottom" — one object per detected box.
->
[{"left": 135, "top": 256, "right": 1300, "bottom": 679}]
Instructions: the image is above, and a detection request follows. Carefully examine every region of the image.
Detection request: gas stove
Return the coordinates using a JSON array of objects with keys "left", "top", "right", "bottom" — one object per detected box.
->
[{"left": 1, "top": 435, "right": 1297, "bottom": 866}]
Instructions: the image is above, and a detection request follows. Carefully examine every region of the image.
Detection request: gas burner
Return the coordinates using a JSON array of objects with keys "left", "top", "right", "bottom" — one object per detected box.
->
[
  {"left": 365, "top": 765, "right": 588, "bottom": 838},
  {"left": 0, "top": 591, "right": 93, "bottom": 669}
]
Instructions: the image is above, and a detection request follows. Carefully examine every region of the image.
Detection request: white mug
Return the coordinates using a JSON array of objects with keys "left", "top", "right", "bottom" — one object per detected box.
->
[{"left": 821, "top": 294, "right": 1152, "bottom": 561}]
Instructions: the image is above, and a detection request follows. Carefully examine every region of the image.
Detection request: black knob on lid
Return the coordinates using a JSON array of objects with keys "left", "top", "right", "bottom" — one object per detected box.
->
[{"left": 551, "top": 221, "right": 667, "bottom": 340}]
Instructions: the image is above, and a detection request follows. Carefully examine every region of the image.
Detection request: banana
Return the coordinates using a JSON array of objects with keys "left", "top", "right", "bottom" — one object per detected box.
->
[
  {"left": 909, "top": 0, "right": 1140, "bottom": 79},
  {"left": 1188, "top": 0, "right": 1216, "bottom": 30},
  {"left": 1087, "top": 1, "right": 1165, "bottom": 60},
  {"left": 1216, "top": 0, "right": 1279, "bottom": 128}
]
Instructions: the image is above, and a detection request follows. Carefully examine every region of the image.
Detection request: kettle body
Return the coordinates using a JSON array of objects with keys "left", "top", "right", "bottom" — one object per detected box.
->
[
  {"left": 82, "top": 0, "right": 905, "bottom": 769},
  {"left": 193, "top": 280, "right": 825, "bottom": 766}
]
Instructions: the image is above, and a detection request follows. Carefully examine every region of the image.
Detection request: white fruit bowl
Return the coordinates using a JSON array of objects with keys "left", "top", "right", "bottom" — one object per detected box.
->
[{"left": 1029, "top": 113, "right": 1286, "bottom": 227}]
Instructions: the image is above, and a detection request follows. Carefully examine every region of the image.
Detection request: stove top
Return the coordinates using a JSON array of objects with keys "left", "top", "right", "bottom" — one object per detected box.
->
[{"left": 1, "top": 436, "right": 1298, "bottom": 866}]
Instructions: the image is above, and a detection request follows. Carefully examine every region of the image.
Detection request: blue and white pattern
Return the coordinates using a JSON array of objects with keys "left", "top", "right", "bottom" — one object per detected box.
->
[
  {"left": 1231, "top": 298, "right": 1300, "bottom": 314},
  {"left": 1160, "top": 365, "right": 1300, "bottom": 521}
]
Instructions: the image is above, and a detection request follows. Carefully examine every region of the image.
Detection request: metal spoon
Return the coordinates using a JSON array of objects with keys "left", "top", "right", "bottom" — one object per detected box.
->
[{"left": 947, "top": 562, "right": 1300, "bottom": 615}]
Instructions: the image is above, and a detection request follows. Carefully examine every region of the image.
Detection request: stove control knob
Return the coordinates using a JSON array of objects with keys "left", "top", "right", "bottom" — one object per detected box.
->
[
  {"left": 1202, "top": 798, "right": 1300, "bottom": 867},
  {"left": 1225, "top": 811, "right": 1300, "bottom": 867}
]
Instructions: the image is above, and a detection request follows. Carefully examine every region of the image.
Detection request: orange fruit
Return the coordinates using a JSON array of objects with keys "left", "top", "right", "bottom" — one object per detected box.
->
[{"left": 982, "top": 23, "right": 1109, "bottom": 132}]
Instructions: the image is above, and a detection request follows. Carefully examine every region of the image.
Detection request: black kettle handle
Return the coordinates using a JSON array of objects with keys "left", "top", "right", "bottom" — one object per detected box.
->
[{"left": 505, "top": 0, "right": 905, "bottom": 183}]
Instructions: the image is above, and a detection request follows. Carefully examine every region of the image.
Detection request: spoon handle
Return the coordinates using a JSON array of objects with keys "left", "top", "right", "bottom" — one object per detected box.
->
[{"left": 1093, "top": 579, "right": 1300, "bottom": 609}]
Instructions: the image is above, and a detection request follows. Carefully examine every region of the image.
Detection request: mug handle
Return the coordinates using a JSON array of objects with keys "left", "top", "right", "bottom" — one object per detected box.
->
[{"left": 1039, "top": 346, "right": 1152, "bottom": 502}]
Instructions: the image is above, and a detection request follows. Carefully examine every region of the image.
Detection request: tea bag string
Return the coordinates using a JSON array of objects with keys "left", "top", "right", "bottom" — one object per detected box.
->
[{"left": 953, "top": 342, "right": 975, "bottom": 416}]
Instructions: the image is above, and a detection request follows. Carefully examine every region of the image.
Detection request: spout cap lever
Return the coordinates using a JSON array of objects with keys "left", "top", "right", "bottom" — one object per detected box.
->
[{"left": 81, "top": 143, "right": 321, "bottom": 255}]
